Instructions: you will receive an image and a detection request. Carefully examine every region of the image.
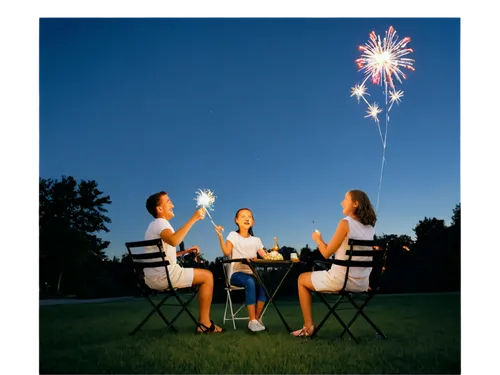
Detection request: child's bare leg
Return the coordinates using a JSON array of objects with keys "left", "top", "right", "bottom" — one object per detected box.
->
[
  {"left": 247, "top": 304, "right": 256, "bottom": 321},
  {"left": 298, "top": 272, "right": 315, "bottom": 329},
  {"left": 191, "top": 269, "right": 223, "bottom": 333}
]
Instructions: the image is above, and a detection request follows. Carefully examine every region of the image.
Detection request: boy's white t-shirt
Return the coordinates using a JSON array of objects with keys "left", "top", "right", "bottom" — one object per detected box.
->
[
  {"left": 226, "top": 231, "right": 264, "bottom": 276},
  {"left": 144, "top": 218, "right": 177, "bottom": 278}
]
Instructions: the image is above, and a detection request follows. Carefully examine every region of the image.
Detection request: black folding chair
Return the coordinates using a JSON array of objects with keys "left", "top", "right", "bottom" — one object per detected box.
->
[
  {"left": 310, "top": 238, "right": 388, "bottom": 343},
  {"left": 125, "top": 239, "right": 199, "bottom": 335}
]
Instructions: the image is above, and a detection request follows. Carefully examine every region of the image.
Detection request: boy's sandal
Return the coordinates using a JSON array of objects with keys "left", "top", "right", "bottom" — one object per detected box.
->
[
  {"left": 290, "top": 325, "right": 315, "bottom": 337},
  {"left": 196, "top": 320, "right": 225, "bottom": 334}
]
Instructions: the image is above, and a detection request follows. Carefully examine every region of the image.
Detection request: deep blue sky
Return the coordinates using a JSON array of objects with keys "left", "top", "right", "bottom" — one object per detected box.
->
[{"left": 39, "top": 18, "right": 460, "bottom": 261}]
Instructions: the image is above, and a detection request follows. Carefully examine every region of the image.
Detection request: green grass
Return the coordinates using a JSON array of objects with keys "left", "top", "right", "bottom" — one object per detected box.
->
[{"left": 40, "top": 293, "right": 460, "bottom": 374}]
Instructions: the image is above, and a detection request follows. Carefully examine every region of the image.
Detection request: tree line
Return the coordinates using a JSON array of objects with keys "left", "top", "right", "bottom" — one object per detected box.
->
[{"left": 39, "top": 176, "right": 460, "bottom": 300}]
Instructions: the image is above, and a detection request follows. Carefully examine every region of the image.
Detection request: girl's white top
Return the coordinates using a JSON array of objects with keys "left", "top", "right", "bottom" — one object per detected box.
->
[
  {"left": 227, "top": 231, "right": 264, "bottom": 276},
  {"left": 329, "top": 216, "right": 375, "bottom": 284}
]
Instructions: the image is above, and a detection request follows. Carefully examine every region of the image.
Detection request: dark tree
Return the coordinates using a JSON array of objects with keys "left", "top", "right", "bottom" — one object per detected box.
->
[
  {"left": 451, "top": 200, "right": 461, "bottom": 228},
  {"left": 413, "top": 217, "right": 446, "bottom": 243},
  {"left": 410, "top": 208, "right": 460, "bottom": 292},
  {"left": 39, "top": 176, "right": 112, "bottom": 295}
]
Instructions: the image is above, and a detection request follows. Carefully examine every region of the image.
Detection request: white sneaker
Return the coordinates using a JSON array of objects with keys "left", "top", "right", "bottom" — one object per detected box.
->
[
  {"left": 258, "top": 319, "right": 266, "bottom": 330},
  {"left": 248, "top": 319, "right": 265, "bottom": 332}
]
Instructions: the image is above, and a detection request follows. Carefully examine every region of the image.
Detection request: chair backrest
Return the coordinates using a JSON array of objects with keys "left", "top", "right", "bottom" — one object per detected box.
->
[
  {"left": 222, "top": 256, "right": 233, "bottom": 287},
  {"left": 125, "top": 239, "right": 170, "bottom": 278},
  {"left": 334, "top": 239, "right": 388, "bottom": 291}
]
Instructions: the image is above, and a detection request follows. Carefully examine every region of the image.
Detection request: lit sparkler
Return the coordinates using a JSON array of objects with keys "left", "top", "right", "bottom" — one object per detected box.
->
[
  {"left": 194, "top": 189, "right": 217, "bottom": 227},
  {"left": 350, "top": 26, "right": 415, "bottom": 211}
]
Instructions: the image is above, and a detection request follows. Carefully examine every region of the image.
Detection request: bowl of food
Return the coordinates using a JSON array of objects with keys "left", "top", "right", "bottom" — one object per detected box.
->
[{"left": 264, "top": 251, "right": 283, "bottom": 261}]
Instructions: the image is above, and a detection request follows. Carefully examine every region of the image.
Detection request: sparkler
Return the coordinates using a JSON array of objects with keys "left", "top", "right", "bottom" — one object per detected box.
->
[
  {"left": 194, "top": 188, "right": 218, "bottom": 227},
  {"left": 350, "top": 26, "right": 415, "bottom": 211}
]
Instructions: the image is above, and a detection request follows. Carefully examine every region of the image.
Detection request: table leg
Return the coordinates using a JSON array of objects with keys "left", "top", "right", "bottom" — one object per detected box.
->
[{"left": 249, "top": 263, "right": 294, "bottom": 332}]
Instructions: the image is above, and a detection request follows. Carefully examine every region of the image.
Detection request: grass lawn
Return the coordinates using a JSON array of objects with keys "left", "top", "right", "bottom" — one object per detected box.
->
[{"left": 40, "top": 293, "right": 460, "bottom": 374}]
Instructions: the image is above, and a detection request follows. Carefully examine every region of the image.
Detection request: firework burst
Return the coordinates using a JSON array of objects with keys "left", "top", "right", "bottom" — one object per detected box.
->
[
  {"left": 365, "top": 102, "right": 382, "bottom": 122},
  {"left": 356, "top": 25, "right": 415, "bottom": 89},
  {"left": 350, "top": 26, "right": 415, "bottom": 211},
  {"left": 389, "top": 89, "right": 404, "bottom": 110},
  {"left": 350, "top": 83, "right": 370, "bottom": 104}
]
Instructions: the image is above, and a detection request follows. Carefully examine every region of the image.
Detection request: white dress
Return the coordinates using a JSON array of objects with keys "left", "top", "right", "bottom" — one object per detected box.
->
[{"left": 311, "top": 216, "right": 375, "bottom": 293}]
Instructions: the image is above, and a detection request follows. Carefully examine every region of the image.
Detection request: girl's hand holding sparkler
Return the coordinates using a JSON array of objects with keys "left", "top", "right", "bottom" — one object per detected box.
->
[
  {"left": 214, "top": 225, "right": 229, "bottom": 256},
  {"left": 214, "top": 225, "right": 224, "bottom": 238},
  {"left": 312, "top": 229, "right": 322, "bottom": 243}
]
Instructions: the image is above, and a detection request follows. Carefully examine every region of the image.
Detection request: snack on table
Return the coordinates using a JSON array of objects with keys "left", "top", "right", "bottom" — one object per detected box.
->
[{"left": 264, "top": 251, "right": 284, "bottom": 261}]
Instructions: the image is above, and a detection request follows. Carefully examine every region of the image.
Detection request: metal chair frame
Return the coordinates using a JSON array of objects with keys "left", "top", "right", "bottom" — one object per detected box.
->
[
  {"left": 310, "top": 238, "right": 388, "bottom": 343},
  {"left": 221, "top": 258, "right": 249, "bottom": 329},
  {"left": 125, "top": 238, "right": 199, "bottom": 335}
]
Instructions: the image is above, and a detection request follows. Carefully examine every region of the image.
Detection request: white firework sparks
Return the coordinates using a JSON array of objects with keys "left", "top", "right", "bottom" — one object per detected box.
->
[
  {"left": 194, "top": 188, "right": 218, "bottom": 227},
  {"left": 350, "top": 26, "right": 415, "bottom": 212},
  {"left": 365, "top": 102, "right": 382, "bottom": 122},
  {"left": 194, "top": 189, "right": 216, "bottom": 211},
  {"left": 356, "top": 25, "right": 415, "bottom": 89},
  {"left": 388, "top": 89, "right": 404, "bottom": 111},
  {"left": 350, "top": 83, "right": 370, "bottom": 104}
]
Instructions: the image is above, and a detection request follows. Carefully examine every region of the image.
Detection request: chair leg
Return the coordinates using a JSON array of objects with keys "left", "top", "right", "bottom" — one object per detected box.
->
[
  {"left": 130, "top": 294, "right": 175, "bottom": 336},
  {"left": 310, "top": 293, "right": 343, "bottom": 338},
  {"left": 167, "top": 289, "right": 199, "bottom": 328},
  {"left": 340, "top": 294, "right": 386, "bottom": 339},
  {"left": 228, "top": 291, "right": 237, "bottom": 329},
  {"left": 172, "top": 290, "right": 199, "bottom": 327},
  {"left": 260, "top": 300, "right": 269, "bottom": 319},
  {"left": 130, "top": 286, "right": 199, "bottom": 336},
  {"left": 310, "top": 293, "right": 359, "bottom": 343},
  {"left": 331, "top": 309, "right": 359, "bottom": 343},
  {"left": 338, "top": 295, "right": 368, "bottom": 338},
  {"left": 233, "top": 303, "right": 246, "bottom": 317},
  {"left": 223, "top": 290, "right": 230, "bottom": 325}
]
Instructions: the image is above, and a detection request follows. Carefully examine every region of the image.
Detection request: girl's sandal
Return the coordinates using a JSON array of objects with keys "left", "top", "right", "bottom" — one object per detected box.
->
[
  {"left": 290, "top": 325, "right": 315, "bottom": 337},
  {"left": 196, "top": 320, "right": 225, "bottom": 334}
]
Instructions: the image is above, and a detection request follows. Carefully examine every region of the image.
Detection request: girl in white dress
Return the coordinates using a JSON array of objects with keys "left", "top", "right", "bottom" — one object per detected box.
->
[{"left": 291, "top": 190, "right": 377, "bottom": 337}]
